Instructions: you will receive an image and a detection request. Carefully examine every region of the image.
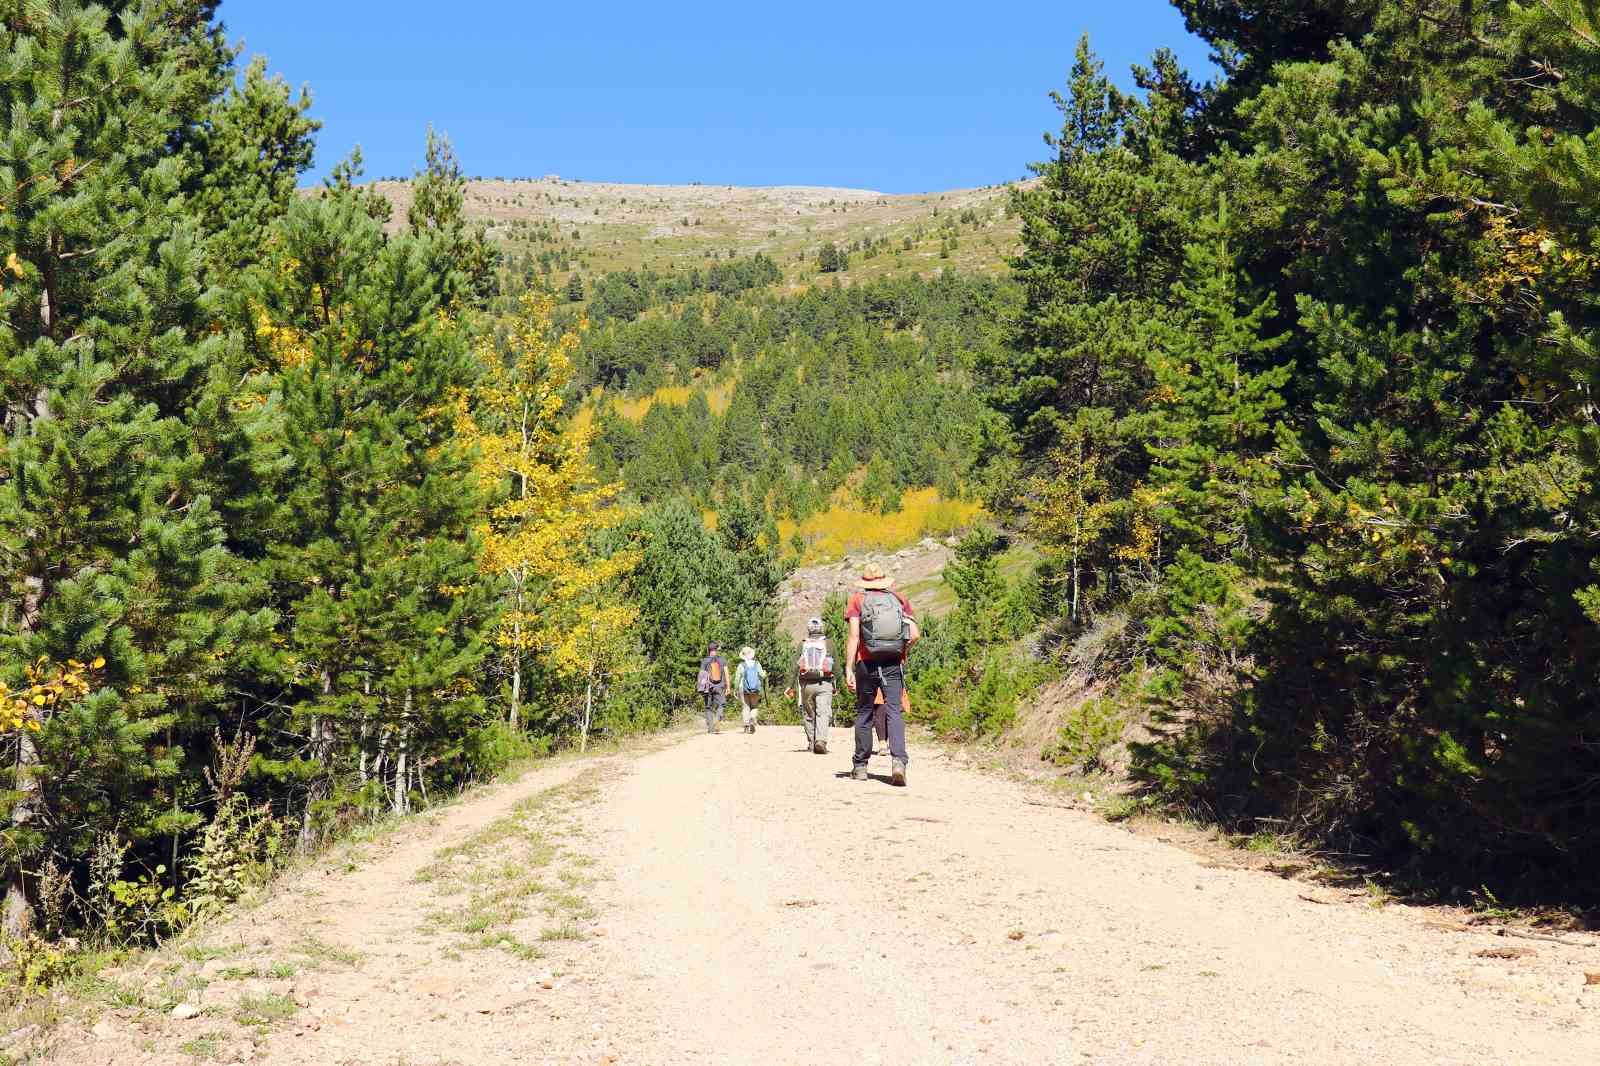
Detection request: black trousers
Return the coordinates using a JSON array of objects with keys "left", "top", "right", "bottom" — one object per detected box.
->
[{"left": 853, "top": 660, "right": 907, "bottom": 767}]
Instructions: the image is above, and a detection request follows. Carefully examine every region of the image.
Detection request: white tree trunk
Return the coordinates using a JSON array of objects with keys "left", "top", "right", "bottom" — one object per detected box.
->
[
  {"left": 392, "top": 692, "right": 412, "bottom": 815},
  {"left": 1, "top": 725, "right": 43, "bottom": 943},
  {"left": 2, "top": 556, "right": 50, "bottom": 941},
  {"left": 579, "top": 677, "right": 595, "bottom": 754},
  {"left": 509, "top": 583, "right": 525, "bottom": 731}
]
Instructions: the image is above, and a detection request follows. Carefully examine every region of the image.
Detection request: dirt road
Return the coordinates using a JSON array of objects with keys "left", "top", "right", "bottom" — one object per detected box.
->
[{"left": 46, "top": 725, "right": 1600, "bottom": 1065}]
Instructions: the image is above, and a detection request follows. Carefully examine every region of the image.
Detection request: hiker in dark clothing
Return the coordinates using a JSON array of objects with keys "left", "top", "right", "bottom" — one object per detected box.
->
[
  {"left": 845, "top": 566, "right": 919, "bottom": 786},
  {"left": 698, "top": 642, "right": 729, "bottom": 734}
]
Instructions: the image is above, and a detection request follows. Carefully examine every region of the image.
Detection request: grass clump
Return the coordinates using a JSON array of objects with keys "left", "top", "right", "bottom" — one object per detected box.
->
[
  {"left": 538, "top": 920, "right": 585, "bottom": 942},
  {"left": 179, "top": 1033, "right": 226, "bottom": 1060},
  {"left": 291, "top": 935, "right": 362, "bottom": 968},
  {"left": 234, "top": 991, "right": 297, "bottom": 1029},
  {"left": 417, "top": 769, "right": 610, "bottom": 961}
]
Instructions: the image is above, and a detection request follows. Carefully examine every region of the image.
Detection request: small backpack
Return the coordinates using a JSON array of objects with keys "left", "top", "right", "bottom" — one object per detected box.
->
[
  {"left": 798, "top": 639, "right": 833, "bottom": 682},
  {"left": 739, "top": 661, "right": 764, "bottom": 693},
  {"left": 696, "top": 668, "right": 711, "bottom": 694},
  {"left": 859, "top": 591, "right": 908, "bottom": 661}
]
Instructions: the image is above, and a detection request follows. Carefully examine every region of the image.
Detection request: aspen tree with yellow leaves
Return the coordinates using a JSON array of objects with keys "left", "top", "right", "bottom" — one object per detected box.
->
[{"left": 460, "top": 293, "right": 638, "bottom": 737}]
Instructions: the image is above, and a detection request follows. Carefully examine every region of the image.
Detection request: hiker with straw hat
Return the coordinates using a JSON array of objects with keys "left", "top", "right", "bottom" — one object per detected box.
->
[
  {"left": 733, "top": 645, "right": 768, "bottom": 734},
  {"left": 845, "top": 565, "right": 919, "bottom": 785}
]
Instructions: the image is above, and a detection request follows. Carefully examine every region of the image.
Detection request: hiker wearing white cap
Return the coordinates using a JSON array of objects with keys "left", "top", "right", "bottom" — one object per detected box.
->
[
  {"left": 845, "top": 566, "right": 919, "bottom": 785},
  {"left": 792, "top": 617, "right": 836, "bottom": 754},
  {"left": 733, "top": 646, "right": 767, "bottom": 734}
]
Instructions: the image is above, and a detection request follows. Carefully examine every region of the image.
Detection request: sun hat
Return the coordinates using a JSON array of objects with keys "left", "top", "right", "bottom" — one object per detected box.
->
[
  {"left": 857, "top": 566, "right": 894, "bottom": 591},
  {"left": 739, "top": 646, "right": 756, "bottom": 661},
  {"left": 806, "top": 617, "right": 824, "bottom": 635}
]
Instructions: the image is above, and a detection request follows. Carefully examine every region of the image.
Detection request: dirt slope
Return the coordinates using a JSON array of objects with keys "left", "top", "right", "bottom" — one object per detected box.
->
[{"left": 41, "top": 728, "right": 1600, "bottom": 1065}]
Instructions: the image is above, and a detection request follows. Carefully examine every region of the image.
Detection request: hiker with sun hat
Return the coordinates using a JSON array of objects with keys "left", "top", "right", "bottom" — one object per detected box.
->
[
  {"left": 845, "top": 565, "right": 919, "bottom": 785},
  {"left": 733, "top": 645, "right": 768, "bottom": 734}
]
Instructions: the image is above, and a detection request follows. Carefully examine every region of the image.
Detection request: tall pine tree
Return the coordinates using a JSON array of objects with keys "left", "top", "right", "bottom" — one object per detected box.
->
[{"left": 0, "top": 0, "right": 295, "bottom": 940}]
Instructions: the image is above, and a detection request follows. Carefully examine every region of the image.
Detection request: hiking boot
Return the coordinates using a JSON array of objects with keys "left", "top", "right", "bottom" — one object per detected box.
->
[
  {"left": 814, "top": 741, "right": 827, "bottom": 755},
  {"left": 891, "top": 759, "right": 907, "bottom": 786},
  {"left": 850, "top": 765, "right": 868, "bottom": 781}
]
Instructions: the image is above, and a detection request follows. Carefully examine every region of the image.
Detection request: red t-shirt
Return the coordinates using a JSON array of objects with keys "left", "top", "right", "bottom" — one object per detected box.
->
[{"left": 845, "top": 590, "right": 915, "bottom": 662}]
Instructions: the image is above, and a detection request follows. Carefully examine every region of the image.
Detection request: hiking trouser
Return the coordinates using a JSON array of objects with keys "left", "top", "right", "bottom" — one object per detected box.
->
[
  {"left": 703, "top": 688, "right": 725, "bottom": 732},
  {"left": 853, "top": 661, "right": 907, "bottom": 768},
  {"left": 801, "top": 681, "right": 834, "bottom": 749},
  {"left": 740, "top": 690, "right": 761, "bottom": 728}
]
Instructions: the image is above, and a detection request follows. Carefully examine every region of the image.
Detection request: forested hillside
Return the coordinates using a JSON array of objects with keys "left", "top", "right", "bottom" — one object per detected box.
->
[{"left": 577, "top": 273, "right": 1010, "bottom": 528}]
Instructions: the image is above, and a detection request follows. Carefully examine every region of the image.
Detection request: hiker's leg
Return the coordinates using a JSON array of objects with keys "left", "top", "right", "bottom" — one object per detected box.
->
[
  {"left": 852, "top": 663, "right": 880, "bottom": 768},
  {"left": 814, "top": 683, "right": 832, "bottom": 749},
  {"left": 801, "top": 687, "right": 817, "bottom": 746},
  {"left": 881, "top": 662, "right": 908, "bottom": 764}
]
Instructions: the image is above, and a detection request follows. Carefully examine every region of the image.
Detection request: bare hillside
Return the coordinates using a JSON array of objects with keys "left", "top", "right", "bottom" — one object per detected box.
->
[{"left": 370, "top": 176, "right": 1025, "bottom": 283}]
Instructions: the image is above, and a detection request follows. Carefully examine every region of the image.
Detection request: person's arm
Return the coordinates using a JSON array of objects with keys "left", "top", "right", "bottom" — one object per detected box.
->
[{"left": 846, "top": 617, "right": 861, "bottom": 691}]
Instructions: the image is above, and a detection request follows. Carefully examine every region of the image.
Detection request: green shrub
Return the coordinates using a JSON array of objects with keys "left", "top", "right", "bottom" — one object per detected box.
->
[
  {"left": 463, "top": 720, "right": 540, "bottom": 780},
  {"left": 188, "top": 795, "right": 285, "bottom": 918},
  {"left": 1044, "top": 695, "right": 1127, "bottom": 772}
]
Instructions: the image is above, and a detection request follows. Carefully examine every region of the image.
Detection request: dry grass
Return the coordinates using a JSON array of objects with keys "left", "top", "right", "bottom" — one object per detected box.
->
[{"left": 367, "top": 176, "right": 1026, "bottom": 286}]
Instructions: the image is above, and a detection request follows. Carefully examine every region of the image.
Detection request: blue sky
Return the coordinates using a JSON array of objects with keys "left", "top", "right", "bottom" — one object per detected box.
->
[{"left": 223, "top": 2, "right": 1212, "bottom": 193}]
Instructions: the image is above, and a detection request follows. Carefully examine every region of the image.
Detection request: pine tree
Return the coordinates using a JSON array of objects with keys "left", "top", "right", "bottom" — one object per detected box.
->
[
  {"left": 408, "top": 127, "right": 498, "bottom": 304},
  {"left": 566, "top": 272, "right": 584, "bottom": 302},
  {"left": 1145, "top": 196, "right": 1290, "bottom": 558},
  {"left": 242, "top": 182, "right": 490, "bottom": 839},
  {"left": 997, "top": 33, "right": 1196, "bottom": 488},
  {"left": 0, "top": 0, "right": 285, "bottom": 941},
  {"left": 181, "top": 55, "right": 318, "bottom": 274}
]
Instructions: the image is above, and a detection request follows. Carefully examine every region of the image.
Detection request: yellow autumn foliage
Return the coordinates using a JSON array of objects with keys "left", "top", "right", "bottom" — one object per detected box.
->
[
  {"left": 1, "top": 656, "right": 103, "bottom": 734},
  {"left": 777, "top": 487, "right": 984, "bottom": 563},
  {"left": 458, "top": 293, "right": 639, "bottom": 717},
  {"left": 573, "top": 376, "right": 737, "bottom": 436}
]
